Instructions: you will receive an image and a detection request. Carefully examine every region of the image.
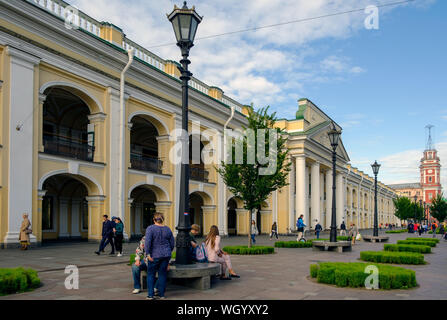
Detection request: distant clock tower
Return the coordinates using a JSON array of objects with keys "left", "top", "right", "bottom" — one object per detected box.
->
[{"left": 420, "top": 125, "right": 442, "bottom": 204}]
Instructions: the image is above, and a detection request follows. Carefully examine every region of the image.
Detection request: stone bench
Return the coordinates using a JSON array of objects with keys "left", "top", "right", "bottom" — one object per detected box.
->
[
  {"left": 362, "top": 235, "right": 389, "bottom": 243},
  {"left": 312, "top": 240, "right": 352, "bottom": 253},
  {"left": 141, "top": 262, "right": 221, "bottom": 290}
]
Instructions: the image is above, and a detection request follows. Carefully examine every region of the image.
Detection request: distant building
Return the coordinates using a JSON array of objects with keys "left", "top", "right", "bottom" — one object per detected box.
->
[{"left": 388, "top": 183, "right": 423, "bottom": 202}]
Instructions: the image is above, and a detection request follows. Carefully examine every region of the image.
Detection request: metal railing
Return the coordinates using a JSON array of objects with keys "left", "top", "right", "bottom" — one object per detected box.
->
[
  {"left": 130, "top": 152, "right": 163, "bottom": 174},
  {"left": 28, "top": 0, "right": 102, "bottom": 36},
  {"left": 189, "top": 166, "right": 209, "bottom": 182},
  {"left": 43, "top": 136, "right": 94, "bottom": 161}
]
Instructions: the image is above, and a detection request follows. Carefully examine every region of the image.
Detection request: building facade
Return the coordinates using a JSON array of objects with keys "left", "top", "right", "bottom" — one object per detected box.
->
[{"left": 0, "top": 0, "right": 398, "bottom": 247}]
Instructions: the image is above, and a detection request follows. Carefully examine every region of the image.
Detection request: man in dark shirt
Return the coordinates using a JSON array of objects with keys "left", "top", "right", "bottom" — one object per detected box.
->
[{"left": 95, "top": 215, "right": 115, "bottom": 255}]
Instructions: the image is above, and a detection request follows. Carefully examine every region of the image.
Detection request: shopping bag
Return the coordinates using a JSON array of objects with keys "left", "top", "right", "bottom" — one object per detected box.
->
[{"left": 356, "top": 233, "right": 362, "bottom": 241}]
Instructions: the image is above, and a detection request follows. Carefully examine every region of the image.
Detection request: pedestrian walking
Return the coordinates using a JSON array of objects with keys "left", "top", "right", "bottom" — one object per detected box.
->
[
  {"left": 95, "top": 215, "right": 115, "bottom": 255},
  {"left": 315, "top": 221, "right": 322, "bottom": 239},
  {"left": 145, "top": 213, "right": 174, "bottom": 300},
  {"left": 340, "top": 221, "right": 347, "bottom": 236},
  {"left": 296, "top": 215, "right": 306, "bottom": 241},
  {"left": 251, "top": 220, "right": 258, "bottom": 244},
  {"left": 19, "top": 213, "right": 32, "bottom": 250},
  {"left": 349, "top": 223, "right": 358, "bottom": 244},
  {"left": 431, "top": 222, "right": 437, "bottom": 238},
  {"left": 113, "top": 217, "right": 124, "bottom": 257},
  {"left": 439, "top": 224, "right": 445, "bottom": 240},
  {"left": 270, "top": 222, "right": 279, "bottom": 240},
  {"left": 418, "top": 224, "right": 423, "bottom": 236},
  {"left": 205, "top": 225, "right": 240, "bottom": 280}
]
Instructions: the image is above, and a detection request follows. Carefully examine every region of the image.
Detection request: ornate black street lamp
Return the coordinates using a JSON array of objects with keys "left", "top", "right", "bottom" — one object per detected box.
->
[
  {"left": 371, "top": 160, "right": 381, "bottom": 237},
  {"left": 168, "top": 2, "right": 202, "bottom": 265},
  {"left": 327, "top": 122, "right": 341, "bottom": 243}
]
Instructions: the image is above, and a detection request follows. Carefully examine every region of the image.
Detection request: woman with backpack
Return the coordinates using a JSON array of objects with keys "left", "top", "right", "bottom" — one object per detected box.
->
[{"left": 205, "top": 225, "right": 240, "bottom": 280}]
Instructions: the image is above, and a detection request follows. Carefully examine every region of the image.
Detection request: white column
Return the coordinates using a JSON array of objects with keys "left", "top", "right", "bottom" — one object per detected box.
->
[
  {"left": 4, "top": 47, "right": 40, "bottom": 245},
  {"left": 217, "top": 131, "right": 226, "bottom": 235},
  {"left": 108, "top": 87, "right": 128, "bottom": 228},
  {"left": 289, "top": 157, "right": 296, "bottom": 232},
  {"left": 295, "top": 156, "right": 306, "bottom": 229},
  {"left": 59, "top": 198, "right": 70, "bottom": 238},
  {"left": 305, "top": 165, "right": 310, "bottom": 224},
  {"left": 325, "top": 169, "right": 333, "bottom": 229},
  {"left": 71, "top": 199, "right": 81, "bottom": 237},
  {"left": 320, "top": 171, "right": 324, "bottom": 226},
  {"left": 311, "top": 162, "right": 320, "bottom": 228},
  {"left": 336, "top": 173, "right": 344, "bottom": 229}
]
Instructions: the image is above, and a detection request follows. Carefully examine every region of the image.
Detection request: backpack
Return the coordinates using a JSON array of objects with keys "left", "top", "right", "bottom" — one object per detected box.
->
[{"left": 195, "top": 242, "right": 208, "bottom": 263}]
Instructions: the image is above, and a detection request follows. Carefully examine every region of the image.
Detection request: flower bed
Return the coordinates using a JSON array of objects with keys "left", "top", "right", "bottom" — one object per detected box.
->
[
  {"left": 222, "top": 246, "right": 275, "bottom": 255},
  {"left": 0, "top": 268, "right": 40, "bottom": 296},
  {"left": 360, "top": 251, "right": 425, "bottom": 265},
  {"left": 385, "top": 229, "right": 407, "bottom": 234},
  {"left": 309, "top": 262, "right": 417, "bottom": 289},
  {"left": 384, "top": 244, "right": 431, "bottom": 254},
  {"left": 397, "top": 240, "right": 436, "bottom": 247}
]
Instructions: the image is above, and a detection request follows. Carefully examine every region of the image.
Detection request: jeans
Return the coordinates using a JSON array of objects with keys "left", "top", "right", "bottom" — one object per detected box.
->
[
  {"left": 316, "top": 231, "right": 320, "bottom": 239},
  {"left": 340, "top": 230, "right": 346, "bottom": 236},
  {"left": 99, "top": 234, "right": 114, "bottom": 253},
  {"left": 147, "top": 257, "right": 170, "bottom": 298},
  {"left": 270, "top": 231, "right": 278, "bottom": 239},
  {"left": 132, "top": 260, "right": 147, "bottom": 289},
  {"left": 251, "top": 234, "right": 256, "bottom": 243}
]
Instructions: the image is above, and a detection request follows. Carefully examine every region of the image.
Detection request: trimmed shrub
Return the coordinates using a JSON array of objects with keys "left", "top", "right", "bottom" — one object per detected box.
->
[
  {"left": 385, "top": 229, "right": 407, "bottom": 234},
  {"left": 0, "top": 268, "right": 40, "bottom": 296},
  {"left": 397, "top": 240, "right": 436, "bottom": 247},
  {"left": 360, "top": 251, "right": 425, "bottom": 265},
  {"left": 406, "top": 237, "right": 439, "bottom": 244},
  {"left": 222, "top": 246, "right": 274, "bottom": 255},
  {"left": 384, "top": 244, "right": 431, "bottom": 254},
  {"left": 274, "top": 241, "right": 313, "bottom": 248},
  {"left": 309, "top": 262, "right": 417, "bottom": 289}
]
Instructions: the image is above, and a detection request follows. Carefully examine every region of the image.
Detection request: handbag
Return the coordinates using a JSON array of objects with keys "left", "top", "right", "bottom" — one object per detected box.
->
[{"left": 25, "top": 228, "right": 32, "bottom": 234}]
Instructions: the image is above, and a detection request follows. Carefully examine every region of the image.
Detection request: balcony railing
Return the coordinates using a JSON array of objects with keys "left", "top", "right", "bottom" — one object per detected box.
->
[
  {"left": 189, "top": 166, "right": 209, "bottom": 182},
  {"left": 43, "top": 136, "right": 94, "bottom": 161},
  {"left": 130, "top": 153, "right": 163, "bottom": 174}
]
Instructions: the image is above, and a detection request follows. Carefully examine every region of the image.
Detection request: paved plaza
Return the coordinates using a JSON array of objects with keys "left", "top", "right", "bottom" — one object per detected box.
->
[{"left": 1, "top": 231, "right": 446, "bottom": 300}]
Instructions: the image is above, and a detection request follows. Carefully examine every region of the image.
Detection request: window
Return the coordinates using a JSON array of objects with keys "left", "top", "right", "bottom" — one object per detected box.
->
[
  {"left": 429, "top": 193, "right": 433, "bottom": 200},
  {"left": 42, "top": 196, "right": 53, "bottom": 230},
  {"left": 429, "top": 177, "right": 432, "bottom": 183}
]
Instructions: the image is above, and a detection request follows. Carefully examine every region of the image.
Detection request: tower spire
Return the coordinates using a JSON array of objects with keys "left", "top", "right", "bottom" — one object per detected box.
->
[{"left": 425, "top": 124, "right": 434, "bottom": 151}]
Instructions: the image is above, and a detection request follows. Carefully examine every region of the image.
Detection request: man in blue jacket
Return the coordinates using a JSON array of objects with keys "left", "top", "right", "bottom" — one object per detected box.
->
[
  {"left": 296, "top": 215, "right": 306, "bottom": 241},
  {"left": 95, "top": 215, "right": 115, "bottom": 255}
]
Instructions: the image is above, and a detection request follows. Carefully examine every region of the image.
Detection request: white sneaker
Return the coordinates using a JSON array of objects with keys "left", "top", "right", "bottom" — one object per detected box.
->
[
  {"left": 154, "top": 288, "right": 159, "bottom": 296},
  {"left": 132, "top": 289, "right": 141, "bottom": 294},
  {"left": 117, "top": 253, "right": 122, "bottom": 257}
]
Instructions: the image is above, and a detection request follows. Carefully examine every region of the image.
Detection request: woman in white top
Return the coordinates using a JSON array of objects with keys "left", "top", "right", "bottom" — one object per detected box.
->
[{"left": 205, "top": 225, "right": 240, "bottom": 280}]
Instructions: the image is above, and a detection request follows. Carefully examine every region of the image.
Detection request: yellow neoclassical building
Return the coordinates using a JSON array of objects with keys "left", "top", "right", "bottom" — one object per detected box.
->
[{"left": 0, "top": 0, "right": 399, "bottom": 247}]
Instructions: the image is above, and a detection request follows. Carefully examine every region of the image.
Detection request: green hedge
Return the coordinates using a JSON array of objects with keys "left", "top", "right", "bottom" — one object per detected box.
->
[
  {"left": 406, "top": 237, "right": 439, "bottom": 244},
  {"left": 384, "top": 244, "right": 431, "bottom": 254},
  {"left": 397, "top": 240, "right": 436, "bottom": 247},
  {"left": 0, "top": 268, "right": 40, "bottom": 296},
  {"left": 428, "top": 228, "right": 444, "bottom": 234},
  {"left": 275, "top": 241, "right": 313, "bottom": 248},
  {"left": 360, "top": 251, "right": 425, "bottom": 265},
  {"left": 385, "top": 229, "right": 407, "bottom": 234},
  {"left": 222, "top": 246, "right": 275, "bottom": 255},
  {"left": 309, "top": 262, "right": 417, "bottom": 289}
]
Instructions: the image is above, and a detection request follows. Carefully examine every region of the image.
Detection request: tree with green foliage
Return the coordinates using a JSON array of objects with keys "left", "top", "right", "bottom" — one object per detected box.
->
[
  {"left": 217, "top": 106, "right": 291, "bottom": 248},
  {"left": 430, "top": 193, "right": 447, "bottom": 223},
  {"left": 393, "top": 196, "right": 424, "bottom": 222}
]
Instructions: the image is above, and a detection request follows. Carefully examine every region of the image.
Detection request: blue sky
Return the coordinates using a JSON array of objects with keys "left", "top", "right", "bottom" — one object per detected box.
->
[{"left": 70, "top": 0, "right": 446, "bottom": 188}]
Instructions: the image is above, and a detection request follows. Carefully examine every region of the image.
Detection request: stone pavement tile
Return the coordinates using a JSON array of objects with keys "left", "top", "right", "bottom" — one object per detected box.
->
[{"left": 55, "top": 295, "right": 85, "bottom": 300}]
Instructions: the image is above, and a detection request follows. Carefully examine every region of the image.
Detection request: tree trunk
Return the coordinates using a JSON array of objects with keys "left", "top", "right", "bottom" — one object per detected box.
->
[{"left": 248, "top": 209, "right": 253, "bottom": 248}]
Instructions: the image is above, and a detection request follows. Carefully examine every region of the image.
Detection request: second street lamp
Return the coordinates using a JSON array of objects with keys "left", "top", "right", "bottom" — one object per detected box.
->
[
  {"left": 371, "top": 160, "right": 381, "bottom": 237},
  {"left": 167, "top": 2, "right": 202, "bottom": 265},
  {"left": 327, "top": 122, "right": 341, "bottom": 243}
]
